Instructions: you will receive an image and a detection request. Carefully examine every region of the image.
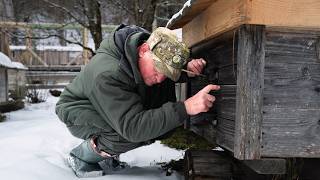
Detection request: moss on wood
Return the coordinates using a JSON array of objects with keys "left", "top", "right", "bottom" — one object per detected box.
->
[{"left": 160, "top": 126, "right": 216, "bottom": 150}]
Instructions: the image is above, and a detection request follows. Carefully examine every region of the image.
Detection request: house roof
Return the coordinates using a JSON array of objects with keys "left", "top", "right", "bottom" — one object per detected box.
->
[
  {"left": 0, "top": 52, "right": 28, "bottom": 70},
  {"left": 166, "top": 0, "right": 214, "bottom": 29},
  {"left": 11, "top": 61, "right": 28, "bottom": 70},
  {"left": 0, "top": 52, "right": 15, "bottom": 68}
]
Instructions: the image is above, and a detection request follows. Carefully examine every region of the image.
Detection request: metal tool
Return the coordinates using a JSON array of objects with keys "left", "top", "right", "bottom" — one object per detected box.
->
[{"left": 181, "top": 69, "right": 206, "bottom": 77}]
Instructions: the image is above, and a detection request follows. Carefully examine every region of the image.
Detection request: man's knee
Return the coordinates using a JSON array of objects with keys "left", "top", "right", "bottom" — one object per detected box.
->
[
  {"left": 95, "top": 133, "right": 144, "bottom": 156},
  {"left": 68, "top": 125, "right": 103, "bottom": 140}
]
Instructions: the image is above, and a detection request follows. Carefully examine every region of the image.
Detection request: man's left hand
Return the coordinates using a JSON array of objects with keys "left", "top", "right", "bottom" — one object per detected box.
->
[{"left": 186, "top": 58, "right": 206, "bottom": 77}]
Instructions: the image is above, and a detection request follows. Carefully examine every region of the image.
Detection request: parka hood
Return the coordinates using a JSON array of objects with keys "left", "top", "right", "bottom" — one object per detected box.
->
[{"left": 96, "top": 24, "right": 150, "bottom": 84}]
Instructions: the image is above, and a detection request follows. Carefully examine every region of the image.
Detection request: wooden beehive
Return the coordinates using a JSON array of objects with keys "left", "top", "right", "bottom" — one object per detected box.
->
[{"left": 168, "top": 0, "right": 320, "bottom": 160}]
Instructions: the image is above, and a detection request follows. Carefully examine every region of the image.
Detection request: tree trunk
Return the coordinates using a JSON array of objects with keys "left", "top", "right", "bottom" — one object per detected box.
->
[
  {"left": 85, "top": 0, "right": 102, "bottom": 51},
  {"left": 134, "top": 0, "right": 158, "bottom": 31}
]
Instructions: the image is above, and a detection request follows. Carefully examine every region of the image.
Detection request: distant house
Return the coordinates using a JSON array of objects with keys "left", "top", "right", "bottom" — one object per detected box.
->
[
  {"left": 7, "top": 61, "right": 28, "bottom": 99},
  {"left": 0, "top": 52, "right": 28, "bottom": 103}
]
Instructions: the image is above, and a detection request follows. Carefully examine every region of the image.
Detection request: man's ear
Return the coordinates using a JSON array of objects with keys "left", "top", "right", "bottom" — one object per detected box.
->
[{"left": 138, "top": 43, "right": 150, "bottom": 58}]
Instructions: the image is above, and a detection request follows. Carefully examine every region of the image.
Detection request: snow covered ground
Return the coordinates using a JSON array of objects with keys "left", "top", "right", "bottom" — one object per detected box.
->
[{"left": 0, "top": 94, "right": 184, "bottom": 180}]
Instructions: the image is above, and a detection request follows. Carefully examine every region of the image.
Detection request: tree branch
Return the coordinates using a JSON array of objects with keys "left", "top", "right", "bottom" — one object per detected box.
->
[
  {"left": 2, "top": 29, "right": 94, "bottom": 55},
  {"left": 38, "top": 0, "right": 89, "bottom": 28},
  {"left": 107, "top": 0, "right": 134, "bottom": 16}
]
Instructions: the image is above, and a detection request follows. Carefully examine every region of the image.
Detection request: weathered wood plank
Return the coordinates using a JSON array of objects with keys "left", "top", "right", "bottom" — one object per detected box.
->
[
  {"left": 264, "top": 64, "right": 320, "bottom": 108},
  {"left": 185, "top": 150, "right": 286, "bottom": 178},
  {"left": 262, "top": 107, "right": 320, "bottom": 157},
  {"left": 247, "top": 0, "right": 320, "bottom": 28},
  {"left": 190, "top": 31, "right": 238, "bottom": 154},
  {"left": 234, "top": 25, "right": 265, "bottom": 160},
  {"left": 262, "top": 29, "right": 320, "bottom": 158},
  {"left": 215, "top": 85, "right": 236, "bottom": 152},
  {"left": 216, "top": 117, "right": 235, "bottom": 153},
  {"left": 182, "top": 0, "right": 246, "bottom": 47},
  {"left": 167, "top": 0, "right": 215, "bottom": 29},
  {"left": 180, "top": 0, "right": 320, "bottom": 47},
  {"left": 190, "top": 122, "right": 217, "bottom": 145},
  {"left": 190, "top": 84, "right": 237, "bottom": 152},
  {"left": 0, "top": 68, "right": 7, "bottom": 103},
  {"left": 243, "top": 158, "right": 286, "bottom": 175},
  {"left": 184, "top": 150, "right": 241, "bottom": 180}
]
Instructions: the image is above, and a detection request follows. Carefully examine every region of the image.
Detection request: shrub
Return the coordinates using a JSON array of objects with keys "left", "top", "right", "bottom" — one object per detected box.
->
[
  {"left": 0, "top": 100, "right": 25, "bottom": 113},
  {"left": 49, "top": 89, "right": 62, "bottom": 97},
  {"left": 27, "top": 88, "right": 48, "bottom": 103},
  {"left": 9, "top": 86, "right": 27, "bottom": 100},
  {"left": 0, "top": 113, "right": 5, "bottom": 122}
]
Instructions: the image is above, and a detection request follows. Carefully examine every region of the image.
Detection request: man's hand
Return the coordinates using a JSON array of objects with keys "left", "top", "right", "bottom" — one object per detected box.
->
[
  {"left": 186, "top": 58, "right": 206, "bottom": 77},
  {"left": 184, "top": 84, "right": 220, "bottom": 115}
]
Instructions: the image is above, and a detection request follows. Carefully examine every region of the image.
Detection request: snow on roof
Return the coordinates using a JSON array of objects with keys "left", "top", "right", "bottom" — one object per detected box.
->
[
  {"left": 166, "top": 0, "right": 213, "bottom": 29},
  {"left": 0, "top": 52, "right": 15, "bottom": 68},
  {"left": 10, "top": 45, "right": 83, "bottom": 52},
  {"left": 0, "top": 52, "right": 28, "bottom": 70},
  {"left": 11, "top": 61, "right": 28, "bottom": 70},
  {"left": 166, "top": 0, "right": 192, "bottom": 28}
]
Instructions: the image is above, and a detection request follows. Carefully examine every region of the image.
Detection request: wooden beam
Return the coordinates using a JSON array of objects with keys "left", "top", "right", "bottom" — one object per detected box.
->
[
  {"left": 82, "top": 28, "right": 89, "bottom": 64},
  {"left": 243, "top": 158, "right": 286, "bottom": 174},
  {"left": 167, "top": 0, "right": 215, "bottom": 29},
  {"left": 185, "top": 150, "right": 242, "bottom": 179},
  {"left": 182, "top": 0, "right": 246, "bottom": 47},
  {"left": 26, "top": 48, "right": 48, "bottom": 67},
  {"left": 25, "top": 28, "right": 32, "bottom": 49},
  {"left": 26, "top": 84, "right": 67, "bottom": 89},
  {"left": 181, "top": 0, "right": 320, "bottom": 47},
  {"left": 66, "top": 54, "right": 82, "bottom": 66},
  {"left": 234, "top": 25, "right": 265, "bottom": 160},
  {"left": 261, "top": 27, "right": 320, "bottom": 158},
  {"left": 28, "top": 65, "right": 81, "bottom": 72},
  {"left": 0, "top": 21, "right": 116, "bottom": 31},
  {"left": 246, "top": 0, "right": 320, "bottom": 28}
]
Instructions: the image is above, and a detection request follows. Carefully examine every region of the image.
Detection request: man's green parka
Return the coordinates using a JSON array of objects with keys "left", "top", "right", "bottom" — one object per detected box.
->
[{"left": 55, "top": 25, "right": 188, "bottom": 155}]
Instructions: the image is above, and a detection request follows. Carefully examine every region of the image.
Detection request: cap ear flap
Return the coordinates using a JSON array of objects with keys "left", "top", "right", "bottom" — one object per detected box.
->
[{"left": 147, "top": 34, "right": 162, "bottom": 50}]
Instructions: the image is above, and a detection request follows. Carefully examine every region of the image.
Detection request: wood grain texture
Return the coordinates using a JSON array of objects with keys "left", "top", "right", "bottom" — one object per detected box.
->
[
  {"left": 184, "top": 150, "right": 240, "bottom": 179},
  {"left": 234, "top": 25, "right": 265, "bottom": 160},
  {"left": 0, "top": 68, "right": 7, "bottom": 103},
  {"left": 247, "top": 0, "right": 320, "bottom": 28},
  {"left": 168, "top": 0, "right": 216, "bottom": 29},
  {"left": 190, "top": 31, "right": 237, "bottom": 152},
  {"left": 183, "top": 0, "right": 246, "bottom": 47},
  {"left": 262, "top": 28, "right": 320, "bottom": 158},
  {"left": 179, "top": 0, "right": 320, "bottom": 47},
  {"left": 243, "top": 158, "right": 286, "bottom": 174}
]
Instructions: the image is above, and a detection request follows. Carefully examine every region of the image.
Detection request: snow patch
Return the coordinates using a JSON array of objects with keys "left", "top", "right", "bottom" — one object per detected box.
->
[{"left": 0, "top": 93, "right": 184, "bottom": 180}]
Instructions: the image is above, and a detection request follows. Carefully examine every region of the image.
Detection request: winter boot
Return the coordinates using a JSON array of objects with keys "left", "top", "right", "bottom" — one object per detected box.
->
[
  {"left": 98, "top": 155, "right": 129, "bottom": 174},
  {"left": 66, "top": 138, "right": 129, "bottom": 177},
  {"left": 67, "top": 139, "right": 105, "bottom": 178}
]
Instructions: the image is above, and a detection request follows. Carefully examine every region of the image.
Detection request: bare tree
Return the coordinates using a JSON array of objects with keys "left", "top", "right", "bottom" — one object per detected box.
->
[
  {"left": 0, "top": 0, "right": 15, "bottom": 56},
  {"left": 8, "top": 0, "right": 184, "bottom": 54},
  {"left": 39, "top": 0, "right": 102, "bottom": 51},
  {"left": 106, "top": 0, "right": 158, "bottom": 31}
]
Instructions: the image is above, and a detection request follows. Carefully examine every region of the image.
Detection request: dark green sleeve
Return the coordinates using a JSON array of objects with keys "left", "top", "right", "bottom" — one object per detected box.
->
[{"left": 89, "top": 71, "right": 188, "bottom": 143}]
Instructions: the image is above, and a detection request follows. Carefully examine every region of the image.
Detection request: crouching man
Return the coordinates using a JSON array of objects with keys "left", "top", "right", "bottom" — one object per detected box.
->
[{"left": 55, "top": 24, "right": 220, "bottom": 177}]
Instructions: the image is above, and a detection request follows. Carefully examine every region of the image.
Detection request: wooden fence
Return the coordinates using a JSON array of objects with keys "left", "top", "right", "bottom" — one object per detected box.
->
[{"left": 11, "top": 48, "right": 84, "bottom": 66}]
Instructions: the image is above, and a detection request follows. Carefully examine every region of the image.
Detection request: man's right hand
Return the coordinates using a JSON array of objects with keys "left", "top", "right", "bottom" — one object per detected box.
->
[{"left": 184, "top": 84, "right": 220, "bottom": 115}]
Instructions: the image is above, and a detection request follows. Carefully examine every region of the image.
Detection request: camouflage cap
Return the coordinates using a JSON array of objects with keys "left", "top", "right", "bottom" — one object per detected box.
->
[{"left": 146, "top": 27, "right": 190, "bottom": 81}]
